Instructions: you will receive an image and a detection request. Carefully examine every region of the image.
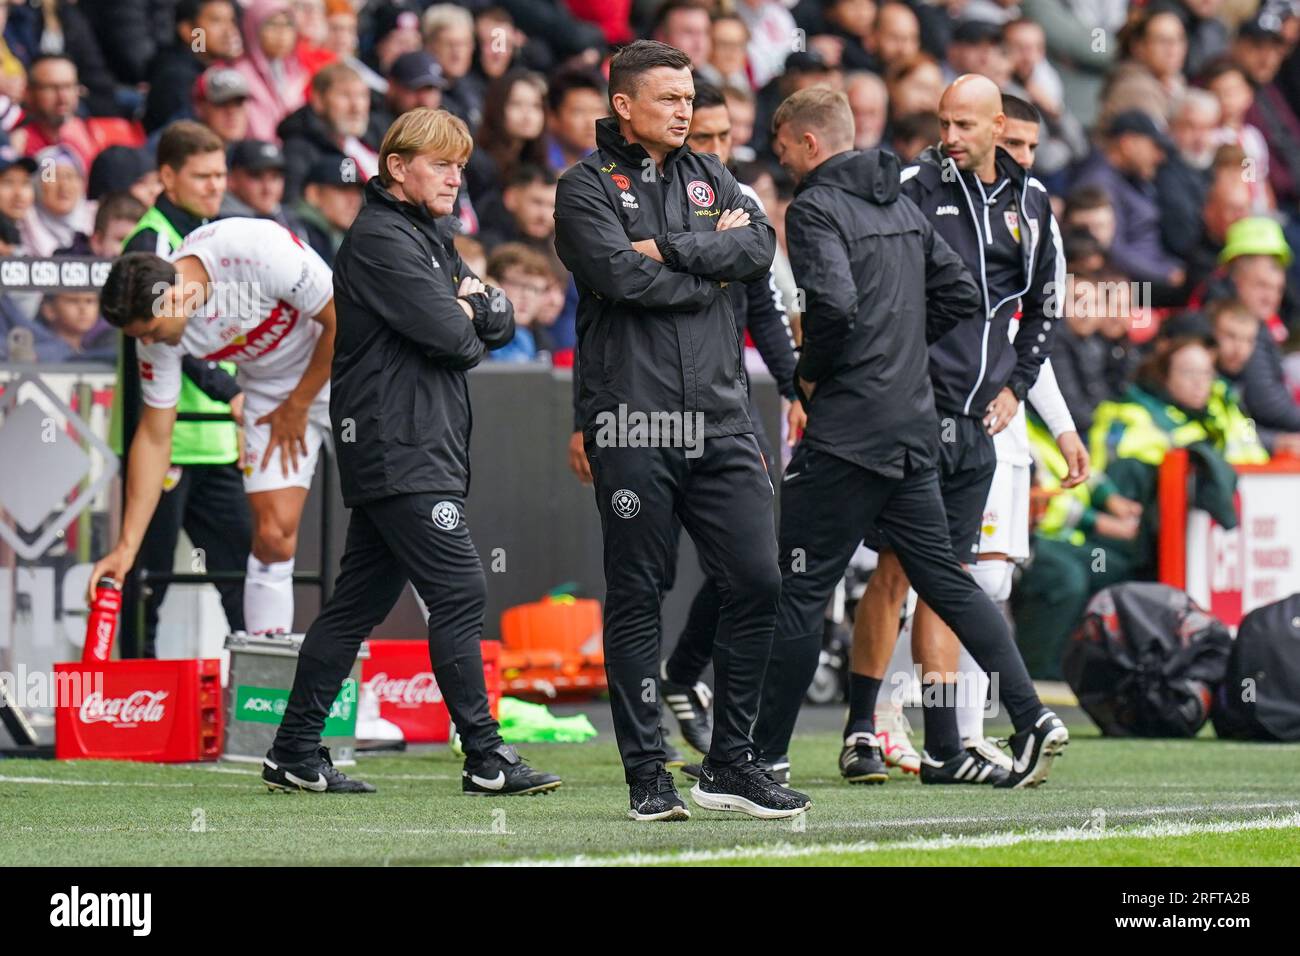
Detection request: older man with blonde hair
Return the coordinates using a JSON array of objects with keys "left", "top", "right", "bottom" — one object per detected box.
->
[{"left": 263, "top": 108, "right": 562, "bottom": 797}]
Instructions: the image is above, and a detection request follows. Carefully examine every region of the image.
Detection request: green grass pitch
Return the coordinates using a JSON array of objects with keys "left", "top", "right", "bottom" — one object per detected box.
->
[{"left": 3, "top": 721, "right": 1299, "bottom": 866}]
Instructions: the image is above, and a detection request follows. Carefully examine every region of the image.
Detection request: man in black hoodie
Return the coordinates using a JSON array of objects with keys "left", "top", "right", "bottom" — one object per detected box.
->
[
  {"left": 555, "top": 40, "right": 806, "bottom": 822},
  {"left": 752, "top": 86, "right": 1069, "bottom": 791}
]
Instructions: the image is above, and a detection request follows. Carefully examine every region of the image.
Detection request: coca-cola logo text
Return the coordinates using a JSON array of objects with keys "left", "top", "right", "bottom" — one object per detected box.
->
[
  {"left": 365, "top": 672, "right": 442, "bottom": 706},
  {"left": 78, "top": 690, "right": 169, "bottom": 726}
]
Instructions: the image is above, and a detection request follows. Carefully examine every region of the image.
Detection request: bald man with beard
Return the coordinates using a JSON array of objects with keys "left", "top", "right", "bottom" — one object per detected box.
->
[{"left": 849, "top": 75, "right": 1070, "bottom": 786}]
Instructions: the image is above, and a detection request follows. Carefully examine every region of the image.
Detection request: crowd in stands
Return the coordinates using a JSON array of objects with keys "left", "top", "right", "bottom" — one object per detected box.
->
[{"left": 1, "top": 0, "right": 1300, "bottom": 672}]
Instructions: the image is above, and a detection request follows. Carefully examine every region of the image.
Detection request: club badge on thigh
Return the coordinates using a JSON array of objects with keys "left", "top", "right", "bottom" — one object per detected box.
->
[
  {"left": 431, "top": 501, "right": 460, "bottom": 531},
  {"left": 611, "top": 489, "right": 640, "bottom": 519}
]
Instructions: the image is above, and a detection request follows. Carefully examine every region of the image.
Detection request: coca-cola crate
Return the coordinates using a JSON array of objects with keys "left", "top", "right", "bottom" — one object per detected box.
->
[
  {"left": 362, "top": 640, "right": 500, "bottom": 744},
  {"left": 54, "top": 659, "right": 223, "bottom": 762}
]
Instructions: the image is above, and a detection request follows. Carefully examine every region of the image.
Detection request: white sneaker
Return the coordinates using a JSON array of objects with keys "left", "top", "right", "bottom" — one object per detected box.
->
[
  {"left": 874, "top": 705, "right": 920, "bottom": 775},
  {"left": 964, "top": 735, "right": 1012, "bottom": 771}
]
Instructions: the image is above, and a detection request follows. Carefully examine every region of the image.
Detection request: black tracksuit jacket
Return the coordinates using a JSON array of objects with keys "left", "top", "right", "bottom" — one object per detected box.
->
[
  {"left": 787, "top": 149, "right": 981, "bottom": 478},
  {"left": 330, "top": 179, "right": 515, "bottom": 507},
  {"left": 555, "top": 117, "right": 776, "bottom": 440},
  {"left": 900, "top": 145, "right": 1064, "bottom": 417}
]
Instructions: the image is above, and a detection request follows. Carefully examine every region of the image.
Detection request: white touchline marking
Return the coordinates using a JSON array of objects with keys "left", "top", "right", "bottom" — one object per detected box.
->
[
  {"left": 0, "top": 775, "right": 248, "bottom": 790},
  {"left": 472, "top": 811, "right": 1300, "bottom": 867}
]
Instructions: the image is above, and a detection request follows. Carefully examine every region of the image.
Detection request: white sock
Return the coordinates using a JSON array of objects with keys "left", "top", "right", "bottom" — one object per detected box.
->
[
  {"left": 956, "top": 561, "right": 1013, "bottom": 741},
  {"left": 245, "top": 556, "right": 294, "bottom": 635}
]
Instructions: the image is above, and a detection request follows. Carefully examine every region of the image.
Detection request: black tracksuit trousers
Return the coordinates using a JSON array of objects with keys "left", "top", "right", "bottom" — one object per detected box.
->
[
  {"left": 272, "top": 493, "right": 504, "bottom": 762},
  {"left": 587, "top": 433, "right": 780, "bottom": 784},
  {"left": 752, "top": 445, "right": 1042, "bottom": 759}
]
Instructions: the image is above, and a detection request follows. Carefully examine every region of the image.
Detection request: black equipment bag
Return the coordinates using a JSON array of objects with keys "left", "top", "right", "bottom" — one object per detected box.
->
[
  {"left": 1063, "top": 582, "right": 1232, "bottom": 737},
  {"left": 1212, "top": 593, "right": 1300, "bottom": 741}
]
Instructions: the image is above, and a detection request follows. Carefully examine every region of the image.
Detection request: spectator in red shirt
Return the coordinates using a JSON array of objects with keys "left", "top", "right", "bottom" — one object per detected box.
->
[
  {"left": 11, "top": 55, "right": 144, "bottom": 170},
  {"left": 234, "top": 0, "right": 312, "bottom": 142}
]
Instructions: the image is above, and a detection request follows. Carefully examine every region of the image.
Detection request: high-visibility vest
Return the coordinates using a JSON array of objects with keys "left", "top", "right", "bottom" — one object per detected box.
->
[
  {"left": 1206, "top": 378, "right": 1271, "bottom": 466},
  {"left": 109, "top": 207, "right": 239, "bottom": 465}
]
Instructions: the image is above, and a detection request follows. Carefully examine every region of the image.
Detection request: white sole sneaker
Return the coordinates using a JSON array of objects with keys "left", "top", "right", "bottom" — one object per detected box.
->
[
  {"left": 689, "top": 783, "right": 810, "bottom": 819},
  {"left": 627, "top": 804, "right": 691, "bottom": 821},
  {"left": 1010, "top": 725, "right": 1070, "bottom": 789}
]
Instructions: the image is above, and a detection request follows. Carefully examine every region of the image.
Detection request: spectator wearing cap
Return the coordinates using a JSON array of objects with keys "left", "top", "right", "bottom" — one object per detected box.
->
[
  {"left": 543, "top": 68, "right": 605, "bottom": 174},
  {"left": 277, "top": 61, "right": 383, "bottom": 204},
  {"left": 144, "top": 0, "right": 244, "bottom": 133},
  {"left": 0, "top": 146, "right": 37, "bottom": 254},
  {"left": 87, "top": 146, "right": 161, "bottom": 207},
  {"left": 363, "top": 3, "right": 422, "bottom": 77},
  {"left": 1200, "top": 218, "right": 1300, "bottom": 453},
  {"left": 293, "top": 155, "right": 362, "bottom": 265},
  {"left": 322, "top": 0, "right": 386, "bottom": 93},
  {"left": 1099, "top": 5, "right": 1188, "bottom": 129},
  {"left": 422, "top": 4, "right": 484, "bottom": 129},
  {"left": 467, "top": 69, "right": 547, "bottom": 214},
  {"left": 20, "top": 144, "right": 93, "bottom": 258},
  {"left": 221, "top": 139, "right": 307, "bottom": 237},
  {"left": 1235, "top": 11, "right": 1300, "bottom": 209},
  {"left": 372, "top": 50, "right": 447, "bottom": 133},
  {"left": 1073, "top": 111, "right": 1186, "bottom": 289},
  {"left": 193, "top": 66, "right": 252, "bottom": 146},
  {"left": 11, "top": 54, "right": 145, "bottom": 171},
  {"left": 233, "top": 0, "right": 311, "bottom": 142}
]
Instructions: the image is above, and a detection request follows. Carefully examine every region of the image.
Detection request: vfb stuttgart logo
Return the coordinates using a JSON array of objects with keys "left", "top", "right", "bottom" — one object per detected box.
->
[
  {"left": 687, "top": 180, "right": 715, "bottom": 207},
  {"left": 431, "top": 501, "right": 460, "bottom": 530},
  {"left": 611, "top": 489, "right": 641, "bottom": 519}
]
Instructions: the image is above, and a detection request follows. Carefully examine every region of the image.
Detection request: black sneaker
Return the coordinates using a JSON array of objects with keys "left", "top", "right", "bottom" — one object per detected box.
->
[
  {"left": 919, "top": 746, "right": 1010, "bottom": 786},
  {"left": 997, "top": 710, "right": 1069, "bottom": 789},
  {"left": 661, "top": 673, "right": 713, "bottom": 755},
  {"left": 690, "top": 757, "right": 812, "bottom": 819},
  {"left": 757, "top": 754, "right": 790, "bottom": 786},
  {"left": 629, "top": 769, "right": 691, "bottom": 821},
  {"left": 679, "top": 762, "right": 702, "bottom": 780},
  {"left": 660, "top": 724, "right": 686, "bottom": 770},
  {"left": 839, "top": 731, "right": 889, "bottom": 785},
  {"left": 462, "top": 744, "right": 562, "bottom": 796},
  {"left": 262, "top": 746, "right": 376, "bottom": 794}
]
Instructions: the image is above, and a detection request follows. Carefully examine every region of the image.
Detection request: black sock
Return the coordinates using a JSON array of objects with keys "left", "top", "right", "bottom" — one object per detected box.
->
[
  {"left": 844, "top": 673, "right": 882, "bottom": 739},
  {"left": 922, "top": 681, "right": 962, "bottom": 759}
]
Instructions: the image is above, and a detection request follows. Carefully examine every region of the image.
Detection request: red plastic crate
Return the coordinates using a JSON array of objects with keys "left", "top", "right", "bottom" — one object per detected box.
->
[
  {"left": 54, "top": 659, "right": 223, "bottom": 762},
  {"left": 361, "top": 640, "right": 500, "bottom": 744}
]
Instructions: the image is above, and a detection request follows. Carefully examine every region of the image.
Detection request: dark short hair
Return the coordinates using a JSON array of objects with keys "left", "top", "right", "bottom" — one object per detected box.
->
[
  {"left": 546, "top": 68, "right": 606, "bottom": 114},
  {"left": 1001, "top": 93, "right": 1042, "bottom": 126},
  {"left": 503, "top": 162, "right": 555, "bottom": 191},
  {"left": 175, "top": 0, "right": 233, "bottom": 27},
  {"left": 692, "top": 77, "right": 726, "bottom": 112},
  {"left": 157, "top": 119, "right": 225, "bottom": 171},
  {"left": 891, "top": 110, "right": 940, "bottom": 144},
  {"left": 653, "top": 0, "right": 709, "bottom": 35},
  {"left": 1062, "top": 228, "right": 1105, "bottom": 272},
  {"left": 28, "top": 53, "right": 77, "bottom": 77},
  {"left": 101, "top": 253, "right": 178, "bottom": 328},
  {"left": 1064, "top": 184, "right": 1112, "bottom": 215},
  {"left": 608, "top": 39, "right": 692, "bottom": 108},
  {"left": 93, "top": 192, "right": 147, "bottom": 237}
]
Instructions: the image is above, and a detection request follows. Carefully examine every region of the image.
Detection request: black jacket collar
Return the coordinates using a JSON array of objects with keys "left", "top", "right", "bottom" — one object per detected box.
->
[
  {"left": 918, "top": 143, "right": 1027, "bottom": 192},
  {"left": 362, "top": 178, "right": 456, "bottom": 245},
  {"left": 595, "top": 116, "right": 689, "bottom": 179},
  {"left": 155, "top": 192, "right": 209, "bottom": 236}
]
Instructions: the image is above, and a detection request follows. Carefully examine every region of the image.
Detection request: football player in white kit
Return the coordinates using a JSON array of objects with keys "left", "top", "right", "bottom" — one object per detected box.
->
[{"left": 89, "top": 217, "right": 336, "bottom": 637}]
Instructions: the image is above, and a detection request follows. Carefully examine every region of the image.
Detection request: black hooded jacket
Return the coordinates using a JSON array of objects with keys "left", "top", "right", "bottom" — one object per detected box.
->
[
  {"left": 555, "top": 117, "right": 776, "bottom": 440},
  {"left": 788, "top": 149, "right": 981, "bottom": 476},
  {"left": 330, "top": 179, "right": 515, "bottom": 506},
  {"left": 901, "top": 145, "right": 1064, "bottom": 418}
]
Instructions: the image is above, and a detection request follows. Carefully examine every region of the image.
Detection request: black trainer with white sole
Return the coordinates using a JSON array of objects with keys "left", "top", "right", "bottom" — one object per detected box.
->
[
  {"left": 839, "top": 732, "right": 889, "bottom": 784},
  {"left": 262, "top": 746, "right": 376, "bottom": 794},
  {"left": 629, "top": 769, "right": 691, "bottom": 821},
  {"left": 690, "top": 757, "right": 811, "bottom": 819},
  {"left": 661, "top": 675, "right": 713, "bottom": 755},
  {"left": 462, "top": 744, "right": 562, "bottom": 796},
  {"left": 997, "top": 710, "right": 1069, "bottom": 789},
  {"left": 757, "top": 754, "right": 790, "bottom": 786},
  {"left": 919, "top": 747, "right": 1009, "bottom": 786}
]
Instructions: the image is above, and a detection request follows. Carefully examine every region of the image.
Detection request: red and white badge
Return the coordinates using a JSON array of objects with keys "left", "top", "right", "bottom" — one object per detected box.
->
[
  {"left": 687, "top": 180, "right": 715, "bottom": 207},
  {"left": 611, "top": 173, "right": 631, "bottom": 190}
]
